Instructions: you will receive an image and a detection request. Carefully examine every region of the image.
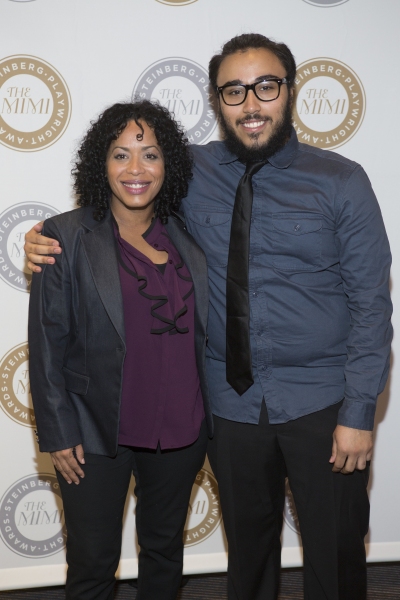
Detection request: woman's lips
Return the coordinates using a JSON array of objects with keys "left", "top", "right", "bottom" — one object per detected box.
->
[{"left": 122, "top": 181, "right": 151, "bottom": 195}]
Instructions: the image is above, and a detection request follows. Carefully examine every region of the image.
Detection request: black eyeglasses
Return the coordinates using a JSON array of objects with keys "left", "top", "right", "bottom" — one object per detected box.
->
[{"left": 217, "top": 78, "right": 290, "bottom": 106}]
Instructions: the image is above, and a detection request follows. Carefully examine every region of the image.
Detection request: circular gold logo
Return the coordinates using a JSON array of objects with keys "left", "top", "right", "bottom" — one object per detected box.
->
[
  {"left": 0, "top": 55, "right": 71, "bottom": 152},
  {"left": 293, "top": 58, "right": 365, "bottom": 150},
  {"left": 0, "top": 342, "right": 35, "bottom": 428},
  {"left": 184, "top": 469, "right": 222, "bottom": 546},
  {"left": 156, "top": 0, "right": 197, "bottom": 5}
]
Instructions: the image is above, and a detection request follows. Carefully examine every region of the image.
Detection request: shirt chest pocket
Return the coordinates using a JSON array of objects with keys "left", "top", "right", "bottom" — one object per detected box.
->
[
  {"left": 185, "top": 209, "right": 232, "bottom": 267},
  {"left": 272, "top": 216, "right": 322, "bottom": 271}
]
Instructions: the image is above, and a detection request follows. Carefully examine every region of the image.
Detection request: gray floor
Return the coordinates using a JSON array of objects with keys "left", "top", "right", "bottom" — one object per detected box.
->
[{"left": 0, "top": 564, "right": 399, "bottom": 599}]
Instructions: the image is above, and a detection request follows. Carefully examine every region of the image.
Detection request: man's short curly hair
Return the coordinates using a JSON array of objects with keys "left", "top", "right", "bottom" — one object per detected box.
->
[{"left": 72, "top": 100, "right": 193, "bottom": 223}]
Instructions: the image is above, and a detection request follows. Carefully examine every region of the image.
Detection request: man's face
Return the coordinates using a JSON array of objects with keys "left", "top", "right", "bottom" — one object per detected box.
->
[{"left": 216, "top": 48, "right": 293, "bottom": 161}]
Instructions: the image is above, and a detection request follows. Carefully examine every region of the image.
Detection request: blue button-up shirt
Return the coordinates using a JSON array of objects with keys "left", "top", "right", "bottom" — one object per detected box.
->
[{"left": 182, "top": 129, "right": 392, "bottom": 430}]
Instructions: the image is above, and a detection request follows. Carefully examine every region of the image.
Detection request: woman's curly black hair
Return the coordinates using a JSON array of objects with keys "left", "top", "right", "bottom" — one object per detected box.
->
[{"left": 72, "top": 100, "right": 193, "bottom": 223}]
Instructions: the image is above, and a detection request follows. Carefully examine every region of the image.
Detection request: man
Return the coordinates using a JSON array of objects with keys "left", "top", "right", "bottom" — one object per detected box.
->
[{"left": 25, "top": 34, "right": 392, "bottom": 600}]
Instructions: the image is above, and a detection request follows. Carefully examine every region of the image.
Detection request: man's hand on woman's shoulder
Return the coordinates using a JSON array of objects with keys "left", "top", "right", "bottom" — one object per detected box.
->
[{"left": 25, "top": 221, "right": 62, "bottom": 273}]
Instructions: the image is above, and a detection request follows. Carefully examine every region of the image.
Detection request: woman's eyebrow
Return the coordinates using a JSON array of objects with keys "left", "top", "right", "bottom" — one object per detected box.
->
[{"left": 112, "top": 145, "right": 160, "bottom": 151}]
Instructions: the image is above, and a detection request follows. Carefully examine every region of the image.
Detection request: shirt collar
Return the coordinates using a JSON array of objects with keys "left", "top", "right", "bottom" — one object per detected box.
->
[{"left": 219, "top": 126, "right": 298, "bottom": 169}]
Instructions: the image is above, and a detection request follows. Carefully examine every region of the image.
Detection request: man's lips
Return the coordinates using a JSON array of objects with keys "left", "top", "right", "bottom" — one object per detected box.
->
[
  {"left": 239, "top": 119, "right": 270, "bottom": 133},
  {"left": 122, "top": 181, "right": 151, "bottom": 194}
]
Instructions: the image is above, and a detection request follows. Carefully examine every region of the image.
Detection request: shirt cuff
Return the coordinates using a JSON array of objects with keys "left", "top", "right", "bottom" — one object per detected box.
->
[{"left": 337, "top": 399, "right": 376, "bottom": 431}]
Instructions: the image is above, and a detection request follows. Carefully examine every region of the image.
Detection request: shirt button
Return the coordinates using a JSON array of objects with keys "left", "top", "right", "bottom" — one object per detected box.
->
[
  {"left": 169, "top": 259, "right": 173, "bottom": 264},
  {"left": 260, "top": 365, "right": 266, "bottom": 371},
  {"left": 154, "top": 243, "right": 158, "bottom": 247},
  {"left": 252, "top": 292, "right": 258, "bottom": 297},
  {"left": 205, "top": 216, "right": 210, "bottom": 224}
]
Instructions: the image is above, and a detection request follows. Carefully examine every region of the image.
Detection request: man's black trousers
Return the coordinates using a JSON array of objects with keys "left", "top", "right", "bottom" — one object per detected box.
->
[
  {"left": 57, "top": 420, "right": 207, "bottom": 600},
  {"left": 207, "top": 401, "right": 370, "bottom": 600}
]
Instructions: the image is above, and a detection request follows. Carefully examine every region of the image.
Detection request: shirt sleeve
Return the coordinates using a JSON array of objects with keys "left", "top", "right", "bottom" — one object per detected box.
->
[
  {"left": 28, "top": 218, "right": 82, "bottom": 452},
  {"left": 334, "top": 166, "right": 392, "bottom": 430}
]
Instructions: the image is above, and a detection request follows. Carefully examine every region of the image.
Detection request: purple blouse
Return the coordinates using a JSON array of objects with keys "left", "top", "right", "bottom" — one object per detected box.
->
[{"left": 115, "top": 218, "right": 204, "bottom": 450}]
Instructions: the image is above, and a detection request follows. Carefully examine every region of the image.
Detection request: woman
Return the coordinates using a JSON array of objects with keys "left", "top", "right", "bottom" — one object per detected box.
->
[{"left": 28, "top": 100, "right": 212, "bottom": 600}]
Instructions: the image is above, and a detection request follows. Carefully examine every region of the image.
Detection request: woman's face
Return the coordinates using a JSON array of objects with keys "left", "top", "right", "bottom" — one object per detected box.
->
[{"left": 106, "top": 120, "right": 165, "bottom": 218}]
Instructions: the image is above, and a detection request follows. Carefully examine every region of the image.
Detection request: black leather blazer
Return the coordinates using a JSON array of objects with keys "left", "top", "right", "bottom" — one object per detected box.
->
[{"left": 28, "top": 206, "right": 212, "bottom": 455}]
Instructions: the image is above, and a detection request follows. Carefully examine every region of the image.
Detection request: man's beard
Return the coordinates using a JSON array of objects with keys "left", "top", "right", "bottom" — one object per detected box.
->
[{"left": 219, "top": 97, "right": 293, "bottom": 163}]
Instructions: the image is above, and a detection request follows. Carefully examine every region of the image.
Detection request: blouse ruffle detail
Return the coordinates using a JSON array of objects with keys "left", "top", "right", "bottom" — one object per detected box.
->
[{"left": 115, "top": 218, "right": 194, "bottom": 335}]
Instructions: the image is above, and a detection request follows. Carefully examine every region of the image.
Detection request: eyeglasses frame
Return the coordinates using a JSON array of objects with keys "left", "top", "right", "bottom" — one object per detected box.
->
[{"left": 216, "top": 77, "right": 290, "bottom": 106}]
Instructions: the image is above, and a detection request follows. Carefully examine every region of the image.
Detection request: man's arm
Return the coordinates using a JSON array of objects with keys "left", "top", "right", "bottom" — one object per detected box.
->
[
  {"left": 25, "top": 221, "right": 62, "bottom": 272},
  {"left": 330, "top": 425, "right": 373, "bottom": 474},
  {"left": 331, "top": 166, "right": 392, "bottom": 473}
]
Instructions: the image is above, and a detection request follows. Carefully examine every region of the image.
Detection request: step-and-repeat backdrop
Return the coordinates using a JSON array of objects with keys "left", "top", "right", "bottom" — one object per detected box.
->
[{"left": 1, "top": 0, "right": 399, "bottom": 591}]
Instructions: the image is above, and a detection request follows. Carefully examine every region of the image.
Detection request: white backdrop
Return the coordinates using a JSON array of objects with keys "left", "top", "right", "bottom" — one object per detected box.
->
[{"left": 0, "top": 0, "right": 399, "bottom": 591}]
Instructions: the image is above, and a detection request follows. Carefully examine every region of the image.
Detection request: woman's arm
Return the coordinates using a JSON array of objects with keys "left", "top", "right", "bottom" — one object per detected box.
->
[
  {"left": 50, "top": 445, "right": 85, "bottom": 485},
  {"left": 25, "top": 221, "right": 62, "bottom": 272},
  {"left": 29, "top": 218, "right": 84, "bottom": 484}
]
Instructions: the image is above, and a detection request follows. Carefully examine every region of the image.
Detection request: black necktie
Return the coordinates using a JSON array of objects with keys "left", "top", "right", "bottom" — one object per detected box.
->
[{"left": 226, "top": 161, "right": 266, "bottom": 396}]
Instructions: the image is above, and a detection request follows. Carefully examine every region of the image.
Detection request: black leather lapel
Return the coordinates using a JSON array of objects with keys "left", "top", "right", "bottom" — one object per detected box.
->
[
  {"left": 80, "top": 212, "right": 125, "bottom": 344},
  {"left": 165, "top": 216, "right": 208, "bottom": 336}
]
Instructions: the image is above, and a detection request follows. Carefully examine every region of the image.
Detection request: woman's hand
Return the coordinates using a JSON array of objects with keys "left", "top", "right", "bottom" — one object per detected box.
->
[
  {"left": 50, "top": 444, "right": 85, "bottom": 484},
  {"left": 25, "top": 221, "right": 62, "bottom": 273}
]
